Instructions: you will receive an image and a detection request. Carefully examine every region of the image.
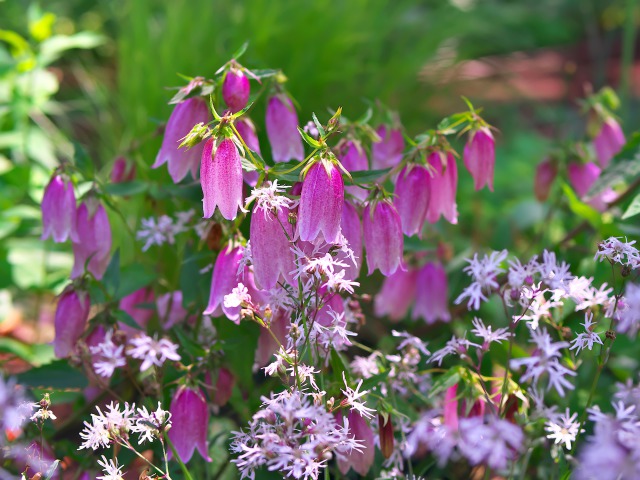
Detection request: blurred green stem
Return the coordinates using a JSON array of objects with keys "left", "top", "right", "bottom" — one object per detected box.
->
[{"left": 620, "top": 0, "right": 638, "bottom": 119}]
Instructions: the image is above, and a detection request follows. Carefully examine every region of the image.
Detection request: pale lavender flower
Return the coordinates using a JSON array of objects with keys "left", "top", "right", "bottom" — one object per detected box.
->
[
  {"left": 595, "top": 237, "right": 640, "bottom": 268},
  {"left": 429, "top": 336, "right": 479, "bottom": 365},
  {"left": 341, "top": 372, "right": 376, "bottom": 419},
  {"left": 617, "top": 283, "right": 640, "bottom": 337},
  {"left": 130, "top": 403, "right": 171, "bottom": 444},
  {"left": 136, "top": 214, "right": 188, "bottom": 251},
  {"left": 470, "top": 317, "right": 511, "bottom": 348},
  {"left": 545, "top": 408, "right": 580, "bottom": 450},
  {"left": 128, "top": 334, "right": 181, "bottom": 372},
  {"left": 392, "top": 330, "right": 430, "bottom": 356},
  {"left": 455, "top": 250, "right": 507, "bottom": 310},
  {"left": 570, "top": 312, "right": 603, "bottom": 354},
  {"left": 457, "top": 416, "right": 523, "bottom": 471},
  {"left": 90, "top": 332, "right": 126, "bottom": 378},
  {"left": 97, "top": 456, "right": 124, "bottom": 480}
]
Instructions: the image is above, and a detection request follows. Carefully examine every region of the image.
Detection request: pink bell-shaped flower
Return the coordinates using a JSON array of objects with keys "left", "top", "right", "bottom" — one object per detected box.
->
[
  {"left": 110, "top": 157, "right": 136, "bottom": 184},
  {"left": 168, "top": 386, "right": 211, "bottom": 463},
  {"left": 255, "top": 308, "right": 290, "bottom": 367},
  {"left": 339, "top": 201, "right": 362, "bottom": 281},
  {"left": 363, "top": 200, "right": 404, "bottom": 276},
  {"left": 374, "top": 268, "right": 417, "bottom": 321},
  {"left": 53, "top": 288, "right": 90, "bottom": 358},
  {"left": 412, "top": 262, "right": 451, "bottom": 324},
  {"left": 394, "top": 164, "right": 430, "bottom": 237},
  {"left": 464, "top": 127, "right": 495, "bottom": 191},
  {"left": 119, "top": 288, "right": 154, "bottom": 332},
  {"left": 156, "top": 291, "right": 188, "bottom": 329},
  {"left": 235, "top": 118, "right": 261, "bottom": 187},
  {"left": 594, "top": 118, "right": 625, "bottom": 169},
  {"left": 534, "top": 159, "right": 557, "bottom": 202},
  {"left": 265, "top": 95, "right": 304, "bottom": 163},
  {"left": 337, "top": 411, "right": 375, "bottom": 476},
  {"left": 210, "top": 367, "right": 235, "bottom": 407},
  {"left": 71, "top": 201, "right": 112, "bottom": 280},
  {"left": 425, "top": 151, "right": 458, "bottom": 225},
  {"left": 41, "top": 174, "right": 77, "bottom": 243},
  {"left": 371, "top": 125, "right": 404, "bottom": 170},
  {"left": 153, "top": 97, "right": 210, "bottom": 183},
  {"left": 338, "top": 140, "right": 369, "bottom": 201},
  {"left": 250, "top": 206, "right": 295, "bottom": 290},
  {"left": 222, "top": 69, "right": 250, "bottom": 113},
  {"left": 567, "top": 161, "right": 601, "bottom": 198},
  {"left": 204, "top": 244, "right": 244, "bottom": 317},
  {"left": 298, "top": 161, "right": 344, "bottom": 244},
  {"left": 201, "top": 137, "right": 244, "bottom": 220}
]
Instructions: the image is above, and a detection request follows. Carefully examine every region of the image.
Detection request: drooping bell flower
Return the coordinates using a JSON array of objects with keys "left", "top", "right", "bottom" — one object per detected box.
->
[
  {"left": 204, "top": 244, "right": 244, "bottom": 319},
  {"left": 464, "top": 127, "right": 495, "bottom": 191},
  {"left": 156, "top": 291, "right": 188, "bottom": 329},
  {"left": 153, "top": 97, "right": 211, "bottom": 183},
  {"left": 567, "top": 161, "right": 601, "bottom": 198},
  {"left": 168, "top": 386, "right": 211, "bottom": 463},
  {"left": 41, "top": 174, "right": 77, "bottom": 243},
  {"left": 425, "top": 151, "right": 458, "bottom": 225},
  {"left": 339, "top": 201, "right": 362, "bottom": 280},
  {"left": 201, "top": 137, "right": 244, "bottom": 220},
  {"left": 413, "top": 262, "right": 451, "bottom": 324},
  {"left": 371, "top": 125, "right": 404, "bottom": 170},
  {"left": 443, "top": 384, "right": 486, "bottom": 430},
  {"left": 71, "top": 200, "right": 112, "bottom": 280},
  {"left": 534, "top": 159, "right": 557, "bottom": 202},
  {"left": 110, "top": 157, "right": 136, "bottom": 184},
  {"left": 265, "top": 95, "right": 305, "bottom": 163},
  {"left": 236, "top": 118, "right": 261, "bottom": 187},
  {"left": 338, "top": 140, "right": 369, "bottom": 201},
  {"left": 255, "top": 308, "right": 290, "bottom": 367},
  {"left": 374, "top": 268, "right": 417, "bottom": 321},
  {"left": 594, "top": 118, "right": 625, "bottom": 169},
  {"left": 54, "top": 288, "right": 90, "bottom": 358},
  {"left": 222, "top": 68, "right": 250, "bottom": 113},
  {"left": 250, "top": 206, "right": 295, "bottom": 290},
  {"left": 378, "top": 413, "right": 394, "bottom": 459},
  {"left": 337, "top": 411, "right": 375, "bottom": 476},
  {"left": 394, "top": 164, "right": 430, "bottom": 237},
  {"left": 210, "top": 367, "right": 235, "bottom": 407},
  {"left": 119, "top": 288, "right": 154, "bottom": 332},
  {"left": 298, "top": 160, "right": 344, "bottom": 244},
  {"left": 363, "top": 200, "right": 404, "bottom": 276}
]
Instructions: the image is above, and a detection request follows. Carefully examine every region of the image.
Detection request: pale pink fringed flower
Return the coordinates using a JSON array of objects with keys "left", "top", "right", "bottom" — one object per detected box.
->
[
  {"left": 413, "top": 262, "right": 451, "bottom": 324},
  {"left": 168, "top": 386, "right": 211, "bottom": 463},
  {"left": 374, "top": 268, "right": 417, "bottom": 321},
  {"left": 71, "top": 201, "right": 112, "bottom": 280},
  {"left": 464, "top": 127, "right": 495, "bottom": 191},
  {"left": 54, "top": 288, "right": 90, "bottom": 358},
  {"left": 153, "top": 97, "right": 210, "bottom": 183},
  {"left": 337, "top": 411, "right": 375, "bottom": 476},
  {"left": 363, "top": 200, "right": 404, "bottom": 276},
  {"left": 298, "top": 161, "right": 344, "bottom": 244},
  {"left": 41, "top": 174, "right": 77, "bottom": 243},
  {"left": 201, "top": 137, "right": 244, "bottom": 220},
  {"left": 594, "top": 118, "right": 625, "bottom": 168},
  {"left": 394, "top": 164, "right": 430, "bottom": 237},
  {"left": 339, "top": 200, "right": 362, "bottom": 281},
  {"left": 371, "top": 125, "right": 404, "bottom": 170},
  {"left": 222, "top": 68, "right": 250, "bottom": 113},
  {"left": 425, "top": 151, "right": 458, "bottom": 224},
  {"left": 265, "top": 95, "right": 304, "bottom": 163}
]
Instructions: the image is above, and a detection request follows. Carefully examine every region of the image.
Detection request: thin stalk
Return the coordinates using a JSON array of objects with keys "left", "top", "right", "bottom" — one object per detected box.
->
[{"left": 165, "top": 434, "right": 195, "bottom": 480}]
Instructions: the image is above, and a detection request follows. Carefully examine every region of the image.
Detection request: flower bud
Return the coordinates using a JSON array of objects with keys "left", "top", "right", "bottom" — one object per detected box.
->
[
  {"left": 110, "top": 157, "right": 136, "bottom": 184},
  {"left": 204, "top": 244, "right": 244, "bottom": 318},
  {"left": 250, "top": 206, "right": 295, "bottom": 290},
  {"left": 211, "top": 367, "right": 235, "bottom": 407},
  {"left": 425, "top": 151, "right": 458, "bottom": 225},
  {"left": 41, "top": 175, "right": 77, "bottom": 243},
  {"left": 371, "top": 125, "right": 404, "bottom": 170},
  {"left": 567, "top": 161, "right": 601, "bottom": 198},
  {"left": 339, "top": 201, "right": 362, "bottom": 281},
  {"left": 363, "top": 200, "right": 404, "bottom": 276},
  {"left": 594, "top": 118, "right": 625, "bottom": 168},
  {"left": 374, "top": 268, "right": 417, "bottom": 321},
  {"left": 156, "top": 291, "right": 188, "bottom": 329},
  {"left": 378, "top": 413, "right": 395, "bottom": 459},
  {"left": 201, "top": 137, "right": 244, "bottom": 220},
  {"left": 265, "top": 95, "right": 304, "bottom": 163},
  {"left": 71, "top": 201, "right": 112, "bottom": 280},
  {"left": 463, "top": 127, "right": 495, "bottom": 191},
  {"left": 119, "top": 288, "right": 154, "bottom": 332},
  {"left": 222, "top": 69, "right": 250, "bottom": 113},
  {"left": 54, "top": 288, "right": 90, "bottom": 358},
  {"left": 298, "top": 161, "right": 344, "bottom": 244},
  {"left": 412, "top": 262, "right": 451, "bottom": 324},
  {"left": 534, "top": 159, "right": 557, "bottom": 202},
  {"left": 394, "top": 164, "right": 430, "bottom": 237},
  {"left": 338, "top": 141, "right": 369, "bottom": 201},
  {"left": 153, "top": 97, "right": 211, "bottom": 183},
  {"left": 235, "top": 118, "right": 261, "bottom": 187},
  {"left": 337, "top": 411, "right": 375, "bottom": 476},
  {"left": 168, "top": 386, "right": 211, "bottom": 463}
]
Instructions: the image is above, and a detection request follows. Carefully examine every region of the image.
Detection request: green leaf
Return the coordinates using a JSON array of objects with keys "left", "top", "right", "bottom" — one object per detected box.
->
[
  {"left": 174, "top": 328, "right": 206, "bottom": 358},
  {"left": 348, "top": 168, "right": 391, "bottom": 185},
  {"left": 297, "top": 126, "right": 321, "bottom": 148},
  {"left": 232, "top": 42, "right": 249, "bottom": 60},
  {"left": 117, "top": 264, "right": 155, "bottom": 300},
  {"left": 429, "top": 366, "right": 463, "bottom": 398},
  {"left": 102, "top": 249, "right": 120, "bottom": 297},
  {"left": 17, "top": 360, "right": 88, "bottom": 389},
  {"left": 588, "top": 132, "right": 640, "bottom": 196},
  {"left": 561, "top": 183, "right": 602, "bottom": 228},
  {"left": 250, "top": 69, "right": 279, "bottom": 80},
  {"left": 38, "top": 32, "right": 104, "bottom": 65},
  {"left": 311, "top": 112, "right": 326, "bottom": 138},
  {"left": 360, "top": 370, "right": 390, "bottom": 392},
  {"left": 114, "top": 309, "right": 142, "bottom": 331},
  {"left": 103, "top": 181, "right": 149, "bottom": 196},
  {"left": 622, "top": 193, "right": 640, "bottom": 220},
  {"left": 44, "top": 460, "right": 60, "bottom": 480}
]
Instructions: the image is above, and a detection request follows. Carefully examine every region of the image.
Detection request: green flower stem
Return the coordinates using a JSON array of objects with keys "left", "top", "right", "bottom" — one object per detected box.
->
[{"left": 165, "top": 433, "right": 195, "bottom": 480}]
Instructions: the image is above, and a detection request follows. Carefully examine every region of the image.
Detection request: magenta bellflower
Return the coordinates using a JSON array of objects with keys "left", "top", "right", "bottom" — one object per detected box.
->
[
  {"left": 71, "top": 201, "right": 112, "bottom": 280},
  {"left": 425, "top": 151, "right": 458, "bottom": 225},
  {"left": 201, "top": 137, "right": 244, "bottom": 220},
  {"left": 153, "top": 97, "right": 211, "bottom": 183},
  {"left": 204, "top": 244, "right": 244, "bottom": 318},
  {"left": 337, "top": 411, "right": 375, "bottom": 476},
  {"left": 338, "top": 140, "right": 369, "bottom": 201},
  {"left": 594, "top": 118, "right": 625, "bottom": 169},
  {"left": 168, "top": 386, "right": 211, "bottom": 463},
  {"left": 235, "top": 118, "right": 261, "bottom": 187},
  {"left": 110, "top": 157, "right": 136, "bottom": 184},
  {"left": 363, "top": 200, "right": 404, "bottom": 276},
  {"left": 371, "top": 125, "right": 404, "bottom": 170},
  {"left": 53, "top": 288, "right": 91, "bottom": 358},
  {"left": 567, "top": 161, "right": 601, "bottom": 198},
  {"left": 394, "top": 164, "right": 430, "bottom": 237},
  {"left": 265, "top": 95, "right": 305, "bottom": 163},
  {"left": 534, "top": 159, "right": 557, "bottom": 202},
  {"left": 222, "top": 69, "right": 250, "bottom": 113},
  {"left": 339, "top": 200, "right": 362, "bottom": 280},
  {"left": 41, "top": 174, "right": 77, "bottom": 243},
  {"left": 412, "top": 262, "right": 451, "bottom": 324},
  {"left": 374, "top": 268, "right": 417, "bottom": 321},
  {"left": 464, "top": 127, "right": 495, "bottom": 191},
  {"left": 118, "top": 288, "right": 154, "bottom": 332}
]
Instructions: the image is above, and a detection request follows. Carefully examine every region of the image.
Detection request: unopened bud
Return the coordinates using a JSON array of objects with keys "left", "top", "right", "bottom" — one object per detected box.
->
[
  {"left": 179, "top": 122, "right": 209, "bottom": 149},
  {"left": 622, "top": 265, "right": 632, "bottom": 277},
  {"left": 378, "top": 413, "right": 394, "bottom": 459}
]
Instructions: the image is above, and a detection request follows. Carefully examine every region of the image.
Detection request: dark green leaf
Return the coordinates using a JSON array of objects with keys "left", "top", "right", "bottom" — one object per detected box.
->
[
  {"left": 311, "top": 113, "right": 326, "bottom": 138},
  {"left": 429, "top": 366, "right": 463, "bottom": 398},
  {"left": 114, "top": 310, "right": 143, "bottom": 331},
  {"left": 297, "top": 126, "right": 321, "bottom": 148},
  {"left": 347, "top": 168, "right": 391, "bottom": 185},
  {"left": 622, "top": 193, "right": 640, "bottom": 220},
  {"left": 103, "top": 181, "right": 149, "bottom": 196},
  {"left": 561, "top": 183, "right": 601, "bottom": 228},
  {"left": 102, "top": 249, "right": 120, "bottom": 297},
  {"left": 17, "top": 360, "right": 88, "bottom": 389},
  {"left": 232, "top": 42, "right": 249, "bottom": 60},
  {"left": 174, "top": 328, "right": 206, "bottom": 358}
]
